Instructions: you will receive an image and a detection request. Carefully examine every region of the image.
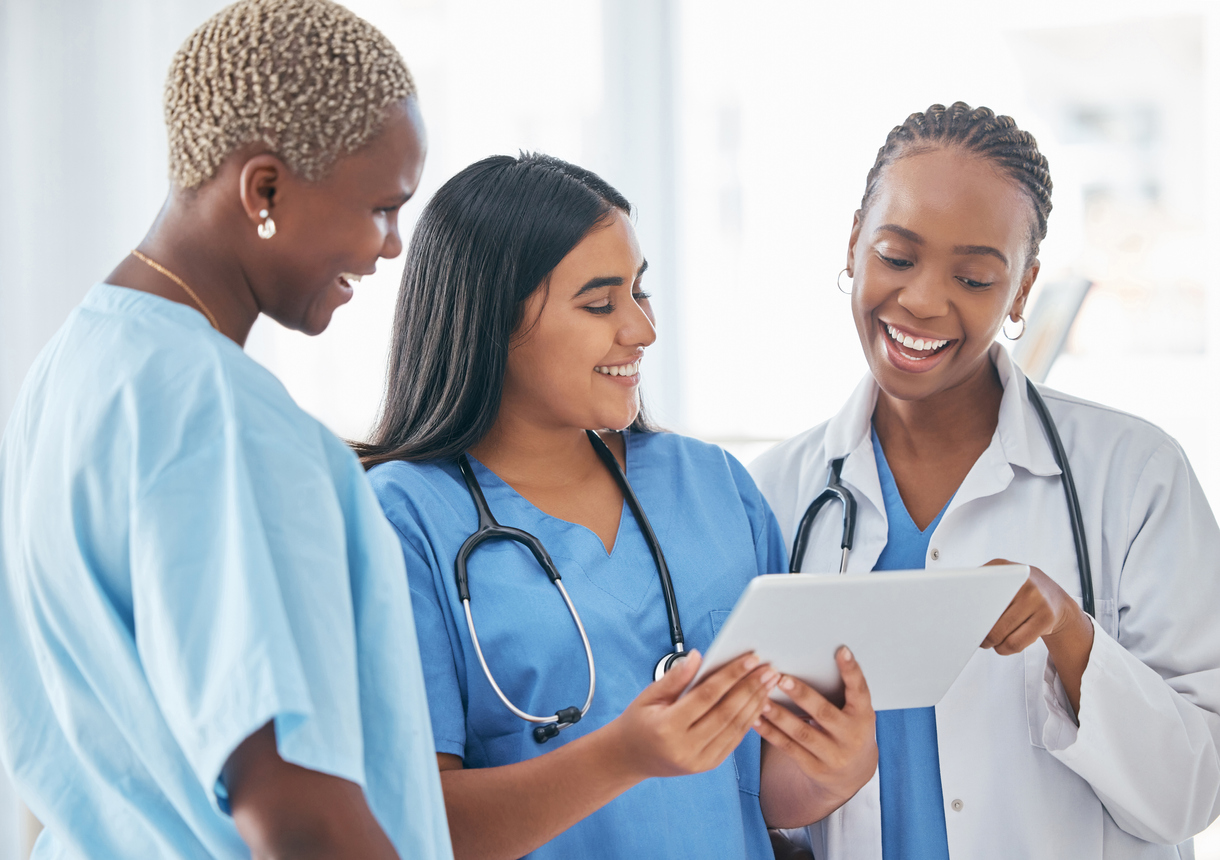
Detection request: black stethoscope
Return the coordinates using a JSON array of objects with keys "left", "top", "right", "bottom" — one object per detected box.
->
[
  {"left": 790, "top": 378, "right": 1096, "bottom": 618},
  {"left": 454, "top": 430, "right": 686, "bottom": 744}
]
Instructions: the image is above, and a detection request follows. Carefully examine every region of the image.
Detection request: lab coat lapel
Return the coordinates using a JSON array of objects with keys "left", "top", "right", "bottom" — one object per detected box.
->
[
  {"left": 823, "top": 373, "right": 888, "bottom": 574},
  {"left": 940, "top": 345, "right": 1063, "bottom": 520}
]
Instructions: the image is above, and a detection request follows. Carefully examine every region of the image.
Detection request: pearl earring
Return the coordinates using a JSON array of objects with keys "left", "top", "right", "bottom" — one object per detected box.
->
[{"left": 257, "top": 208, "right": 276, "bottom": 240}]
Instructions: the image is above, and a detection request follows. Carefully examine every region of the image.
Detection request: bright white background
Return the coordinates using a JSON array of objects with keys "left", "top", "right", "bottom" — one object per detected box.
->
[{"left": 3, "top": 0, "right": 1220, "bottom": 856}]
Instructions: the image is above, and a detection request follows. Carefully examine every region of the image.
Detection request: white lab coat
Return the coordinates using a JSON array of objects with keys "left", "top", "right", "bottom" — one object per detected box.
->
[{"left": 749, "top": 344, "right": 1220, "bottom": 859}]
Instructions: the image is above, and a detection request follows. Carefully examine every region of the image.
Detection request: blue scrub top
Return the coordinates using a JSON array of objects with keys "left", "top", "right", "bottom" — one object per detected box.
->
[
  {"left": 871, "top": 428, "right": 951, "bottom": 860},
  {"left": 0, "top": 284, "right": 452, "bottom": 860},
  {"left": 371, "top": 431, "right": 788, "bottom": 859}
]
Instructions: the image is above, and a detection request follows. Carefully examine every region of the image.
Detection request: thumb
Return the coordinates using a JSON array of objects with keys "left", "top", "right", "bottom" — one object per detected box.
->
[{"left": 645, "top": 650, "right": 703, "bottom": 703}]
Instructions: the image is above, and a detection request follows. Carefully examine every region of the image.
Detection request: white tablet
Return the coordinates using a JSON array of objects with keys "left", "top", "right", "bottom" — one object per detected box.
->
[{"left": 685, "top": 565, "right": 1028, "bottom": 711}]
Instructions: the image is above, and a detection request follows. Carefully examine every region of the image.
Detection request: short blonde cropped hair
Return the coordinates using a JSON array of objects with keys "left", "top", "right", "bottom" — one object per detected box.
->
[{"left": 164, "top": 0, "right": 416, "bottom": 189}]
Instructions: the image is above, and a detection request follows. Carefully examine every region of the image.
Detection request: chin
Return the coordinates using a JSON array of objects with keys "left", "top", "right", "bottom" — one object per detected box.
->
[
  {"left": 300, "top": 313, "right": 334, "bottom": 337},
  {"left": 598, "top": 405, "right": 641, "bottom": 432}
]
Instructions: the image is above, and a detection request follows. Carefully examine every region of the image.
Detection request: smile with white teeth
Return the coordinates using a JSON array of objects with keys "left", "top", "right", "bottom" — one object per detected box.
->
[
  {"left": 595, "top": 360, "right": 641, "bottom": 377},
  {"left": 339, "top": 273, "right": 363, "bottom": 283},
  {"left": 885, "top": 323, "right": 950, "bottom": 356}
]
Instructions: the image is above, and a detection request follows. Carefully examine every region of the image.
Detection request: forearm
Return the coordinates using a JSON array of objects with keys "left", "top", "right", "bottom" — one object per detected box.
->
[
  {"left": 759, "top": 740, "right": 847, "bottom": 829},
  {"left": 1043, "top": 603, "right": 1095, "bottom": 716},
  {"left": 240, "top": 805, "right": 398, "bottom": 860},
  {"left": 442, "top": 722, "right": 643, "bottom": 860},
  {"left": 227, "top": 724, "right": 399, "bottom": 860}
]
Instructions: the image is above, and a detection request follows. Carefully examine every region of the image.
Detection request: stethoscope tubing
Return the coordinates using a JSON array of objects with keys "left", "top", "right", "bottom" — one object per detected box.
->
[
  {"left": 790, "top": 378, "right": 1095, "bottom": 618},
  {"left": 461, "top": 583, "right": 597, "bottom": 725},
  {"left": 454, "top": 430, "right": 684, "bottom": 742}
]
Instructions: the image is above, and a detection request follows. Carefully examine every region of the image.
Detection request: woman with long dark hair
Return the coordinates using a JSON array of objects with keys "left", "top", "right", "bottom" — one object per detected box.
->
[{"left": 361, "top": 153, "right": 878, "bottom": 859}]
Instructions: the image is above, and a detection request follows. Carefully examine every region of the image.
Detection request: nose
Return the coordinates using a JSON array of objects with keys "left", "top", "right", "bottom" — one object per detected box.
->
[
  {"left": 380, "top": 219, "right": 404, "bottom": 261},
  {"left": 896, "top": 267, "right": 951, "bottom": 319},
  {"left": 620, "top": 294, "right": 657, "bottom": 348}
]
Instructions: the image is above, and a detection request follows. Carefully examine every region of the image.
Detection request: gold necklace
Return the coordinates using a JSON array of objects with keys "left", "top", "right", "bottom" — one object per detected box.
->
[{"left": 130, "top": 249, "right": 220, "bottom": 331}]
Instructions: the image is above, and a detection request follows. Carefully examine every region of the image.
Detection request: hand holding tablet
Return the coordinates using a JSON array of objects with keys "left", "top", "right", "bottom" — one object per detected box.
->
[{"left": 685, "top": 565, "right": 1029, "bottom": 711}]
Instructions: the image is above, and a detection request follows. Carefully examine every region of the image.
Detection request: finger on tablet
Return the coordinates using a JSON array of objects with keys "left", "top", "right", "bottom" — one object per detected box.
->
[
  {"left": 991, "top": 613, "right": 1045, "bottom": 656},
  {"left": 675, "top": 652, "right": 762, "bottom": 723},
  {"left": 837, "top": 646, "right": 872, "bottom": 715},
  {"left": 755, "top": 706, "right": 831, "bottom": 768},
  {"left": 981, "top": 584, "right": 1035, "bottom": 649},
  {"left": 775, "top": 675, "right": 842, "bottom": 732}
]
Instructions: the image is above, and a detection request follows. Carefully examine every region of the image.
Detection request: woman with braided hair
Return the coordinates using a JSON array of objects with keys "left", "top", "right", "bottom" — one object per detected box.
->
[
  {"left": 0, "top": 1, "right": 448, "bottom": 858},
  {"left": 751, "top": 102, "right": 1220, "bottom": 858}
]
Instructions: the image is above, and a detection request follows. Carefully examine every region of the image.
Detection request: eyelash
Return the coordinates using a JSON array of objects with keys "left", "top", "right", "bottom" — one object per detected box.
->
[
  {"left": 585, "top": 290, "right": 652, "bottom": 315},
  {"left": 878, "top": 254, "right": 993, "bottom": 289}
]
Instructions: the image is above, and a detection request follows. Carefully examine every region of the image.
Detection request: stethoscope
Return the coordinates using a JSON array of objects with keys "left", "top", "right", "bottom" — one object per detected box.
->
[
  {"left": 454, "top": 430, "right": 687, "bottom": 744},
  {"left": 790, "top": 378, "right": 1096, "bottom": 618}
]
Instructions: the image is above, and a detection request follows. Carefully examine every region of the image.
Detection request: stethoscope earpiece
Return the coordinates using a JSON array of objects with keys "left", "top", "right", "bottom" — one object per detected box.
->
[{"left": 532, "top": 706, "right": 584, "bottom": 744}]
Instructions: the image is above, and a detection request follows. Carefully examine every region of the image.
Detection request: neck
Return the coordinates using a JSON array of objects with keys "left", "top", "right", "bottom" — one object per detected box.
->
[
  {"left": 108, "top": 193, "right": 261, "bottom": 345},
  {"left": 872, "top": 354, "right": 1004, "bottom": 460},
  {"left": 468, "top": 407, "right": 607, "bottom": 494}
]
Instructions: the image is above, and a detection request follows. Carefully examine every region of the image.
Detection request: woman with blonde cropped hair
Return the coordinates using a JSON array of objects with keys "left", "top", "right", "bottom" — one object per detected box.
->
[{"left": 0, "top": 1, "right": 448, "bottom": 857}]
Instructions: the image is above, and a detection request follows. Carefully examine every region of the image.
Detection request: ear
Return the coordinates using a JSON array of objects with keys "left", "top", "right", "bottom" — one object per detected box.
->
[
  {"left": 237, "top": 154, "right": 285, "bottom": 225},
  {"left": 1010, "top": 258, "right": 1040, "bottom": 320},
  {"left": 845, "top": 210, "right": 864, "bottom": 277}
]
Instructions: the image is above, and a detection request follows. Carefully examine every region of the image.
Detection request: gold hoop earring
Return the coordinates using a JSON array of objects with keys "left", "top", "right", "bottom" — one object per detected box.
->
[
  {"left": 257, "top": 208, "right": 277, "bottom": 240},
  {"left": 837, "top": 268, "right": 852, "bottom": 295},
  {"left": 1002, "top": 314, "right": 1026, "bottom": 340}
]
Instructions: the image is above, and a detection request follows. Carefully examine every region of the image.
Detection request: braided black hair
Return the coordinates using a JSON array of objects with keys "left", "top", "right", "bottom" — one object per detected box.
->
[{"left": 861, "top": 102, "right": 1053, "bottom": 263}]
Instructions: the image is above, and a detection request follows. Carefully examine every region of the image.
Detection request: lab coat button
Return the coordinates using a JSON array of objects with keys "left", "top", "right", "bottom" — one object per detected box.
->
[
  {"left": 930, "top": 548, "right": 941, "bottom": 561},
  {"left": 951, "top": 799, "right": 964, "bottom": 812}
]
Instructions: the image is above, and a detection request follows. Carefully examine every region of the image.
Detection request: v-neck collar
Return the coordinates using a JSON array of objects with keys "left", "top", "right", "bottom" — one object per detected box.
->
[
  {"left": 464, "top": 431, "right": 637, "bottom": 558},
  {"left": 870, "top": 426, "right": 952, "bottom": 536}
]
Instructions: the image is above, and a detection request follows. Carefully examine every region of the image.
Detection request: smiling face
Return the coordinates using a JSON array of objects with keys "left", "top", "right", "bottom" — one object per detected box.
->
[
  {"left": 502, "top": 208, "right": 655, "bottom": 433},
  {"left": 246, "top": 96, "right": 427, "bottom": 335},
  {"left": 847, "top": 146, "right": 1039, "bottom": 402}
]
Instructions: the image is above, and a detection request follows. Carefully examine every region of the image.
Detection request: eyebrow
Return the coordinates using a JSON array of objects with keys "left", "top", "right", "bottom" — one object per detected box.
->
[
  {"left": 875, "top": 224, "right": 1008, "bottom": 267},
  {"left": 572, "top": 259, "right": 649, "bottom": 298}
]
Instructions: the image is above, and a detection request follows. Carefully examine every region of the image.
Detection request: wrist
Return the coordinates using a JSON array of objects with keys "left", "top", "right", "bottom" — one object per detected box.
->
[
  {"left": 588, "top": 717, "right": 648, "bottom": 788},
  {"left": 1046, "top": 600, "right": 1092, "bottom": 644}
]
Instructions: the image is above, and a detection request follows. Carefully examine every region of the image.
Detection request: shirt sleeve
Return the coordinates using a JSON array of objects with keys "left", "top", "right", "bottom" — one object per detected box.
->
[
  {"left": 727, "top": 452, "right": 791, "bottom": 576},
  {"left": 130, "top": 372, "right": 365, "bottom": 813},
  {"left": 1037, "top": 438, "right": 1220, "bottom": 842},
  {"left": 390, "top": 520, "right": 470, "bottom": 760}
]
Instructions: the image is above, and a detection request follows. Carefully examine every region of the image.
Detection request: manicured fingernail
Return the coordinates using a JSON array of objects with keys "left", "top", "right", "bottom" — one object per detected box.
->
[
  {"left": 762, "top": 702, "right": 772, "bottom": 713},
  {"left": 753, "top": 717, "right": 762, "bottom": 727},
  {"left": 840, "top": 646, "right": 854, "bottom": 662},
  {"left": 761, "top": 669, "right": 779, "bottom": 685},
  {"left": 780, "top": 676, "right": 795, "bottom": 691},
  {"left": 744, "top": 654, "right": 760, "bottom": 670}
]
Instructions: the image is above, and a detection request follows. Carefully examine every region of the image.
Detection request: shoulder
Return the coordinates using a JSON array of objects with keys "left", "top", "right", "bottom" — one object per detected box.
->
[
  {"left": 368, "top": 459, "right": 469, "bottom": 528},
  {"left": 631, "top": 429, "right": 736, "bottom": 467},
  {"left": 1037, "top": 385, "right": 1187, "bottom": 474},
  {"left": 631, "top": 430, "right": 750, "bottom": 483},
  {"left": 630, "top": 430, "right": 773, "bottom": 514}
]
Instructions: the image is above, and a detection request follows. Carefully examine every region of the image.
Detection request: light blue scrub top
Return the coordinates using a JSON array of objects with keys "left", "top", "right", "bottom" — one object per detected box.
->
[
  {"left": 0, "top": 284, "right": 452, "bottom": 860},
  {"left": 871, "top": 428, "right": 951, "bottom": 860},
  {"left": 371, "top": 431, "right": 788, "bottom": 859}
]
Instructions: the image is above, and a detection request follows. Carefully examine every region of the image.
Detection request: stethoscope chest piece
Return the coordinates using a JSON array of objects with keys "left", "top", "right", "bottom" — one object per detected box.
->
[{"left": 653, "top": 649, "right": 689, "bottom": 682}]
